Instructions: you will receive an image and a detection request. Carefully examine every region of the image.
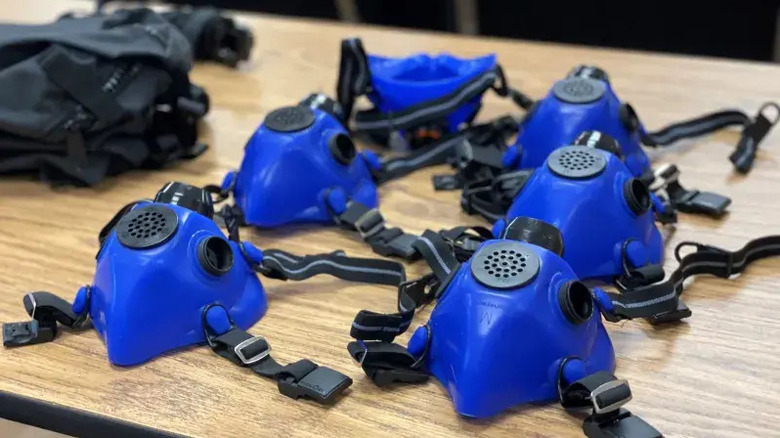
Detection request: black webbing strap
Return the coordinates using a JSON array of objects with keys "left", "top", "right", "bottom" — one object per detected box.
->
[
  {"left": 432, "top": 115, "right": 519, "bottom": 191},
  {"left": 637, "top": 102, "right": 779, "bottom": 174},
  {"left": 437, "top": 225, "right": 492, "bottom": 262},
  {"left": 353, "top": 64, "right": 529, "bottom": 134},
  {"left": 329, "top": 199, "right": 421, "bottom": 261},
  {"left": 347, "top": 230, "right": 460, "bottom": 386},
  {"left": 605, "top": 235, "right": 780, "bottom": 323},
  {"left": 3, "top": 290, "right": 90, "bottom": 348},
  {"left": 257, "top": 248, "right": 406, "bottom": 286},
  {"left": 202, "top": 304, "right": 352, "bottom": 404},
  {"left": 459, "top": 170, "right": 535, "bottom": 222},
  {"left": 648, "top": 164, "right": 731, "bottom": 218},
  {"left": 337, "top": 38, "right": 370, "bottom": 121},
  {"left": 559, "top": 367, "right": 662, "bottom": 438}
]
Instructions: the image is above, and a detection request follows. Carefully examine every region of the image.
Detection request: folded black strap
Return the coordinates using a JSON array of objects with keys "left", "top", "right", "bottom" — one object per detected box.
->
[
  {"left": 431, "top": 115, "right": 519, "bottom": 191},
  {"left": 412, "top": 230, "right": 461, "bottom": 281},
  {"left": 606, "top": 235, "right": 780, "bottom": 323},
  {"left": 203, "top": 304, "right": 352, "bottom": 404},
  {"left": 3, "top": 290, "right": 90, "bottom": 348},
  {"left": 638, "top": 102, "right": 779, "bottom": 174},
  {"left": 329, "top": 199, "right": 421, "bottom": 261},
  {"left": 336, "top": 37, "right": 370, "bottom": 121},
  {"left": 559, "top": 368, "right": 662, "bottom": 438},
  {"left": 459, "top": 170, "right": 535, "bottom": 222}
]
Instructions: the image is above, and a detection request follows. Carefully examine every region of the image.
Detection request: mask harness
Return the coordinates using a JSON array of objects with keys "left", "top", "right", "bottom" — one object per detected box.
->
[
  {"left": 2, "top": 182, "right": 411, "bottom": 406},
  {"left": 345, "top": 220, "right": 780, "bottom": 437},
  {"left": 210, "top": 93, "right": 517, "bottom": 262},
  {"left": 336, "top": 37, "right": 533, "bottom": 150}
]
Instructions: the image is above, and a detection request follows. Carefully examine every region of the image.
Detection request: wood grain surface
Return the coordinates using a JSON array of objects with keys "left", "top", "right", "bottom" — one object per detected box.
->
[{"left": 1, "top": 2, "right": 780, "bottom": 437}]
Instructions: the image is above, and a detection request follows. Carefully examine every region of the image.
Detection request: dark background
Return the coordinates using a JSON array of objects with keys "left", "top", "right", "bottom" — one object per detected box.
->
[{"left": 171, "top": 0, "right": 780, "bottom": 62}]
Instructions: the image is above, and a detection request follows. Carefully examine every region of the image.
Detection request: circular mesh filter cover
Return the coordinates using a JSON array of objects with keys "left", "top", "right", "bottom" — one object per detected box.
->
[
  {"left": 547, "top": 146, "right": 607, "bottom": 179},
  {"left": 552, "top": 77, "right": 606, "bottom": 104},
  {"left": 471, "top": 241, "right": 540, "bottom": 290},
  {"left": 117, "top": 205, "right": 179, "bottom": 249}
]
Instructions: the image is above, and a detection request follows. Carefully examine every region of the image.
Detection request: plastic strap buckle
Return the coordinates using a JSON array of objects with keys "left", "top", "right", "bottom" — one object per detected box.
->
[
  {"left": 648, "top": 163, "right": 678, "bottom": 193},
  {"left": 590, "top": 379, "right": 632, "bottom": 414},
  {"left": 673, "top": 190, "right": 731, "bottom": 217},
  {"left": 353, "top": 208, "right": 385, "bottom": 239},
  {"left": 2, "top": 320, "right": 56, "bottom": 348},
  {"left": 234, "top": 336, "right": 271, "bottom": 365},
  {"left": 583, "top": 408, "right": 663, "bottom": 438},
  {"left": 648, "top": 299, "right": 692, "bottom": 325},
  {"left": 371, "top": 367, "right": 430, "bottom": 386},
  {"left": 368, "top": 230, "right": 420, "bottom": 260},
  {"left": 277, "top": 366, "right": 352, "bottom": 404}
]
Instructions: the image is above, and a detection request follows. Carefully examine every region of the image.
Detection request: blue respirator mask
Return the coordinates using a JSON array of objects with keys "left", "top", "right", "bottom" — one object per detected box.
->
[
  {"left": 345, "top": 218, "right": 780, "bottom": 437},
  {"left": 3, "top": 182, "right": 410, "bottom": 405},
  {"left": 489, "top": 142, "right": 667, "bottom": 288},
  {"left": 458, "top": 130, "right": 732, "bottom": 226},
  {"left": 217, "top": 93, "right": 516, "bottom": 261},
  {"left": 502, "top": 65, "right": 778, "bottom": 176},
  {"left": 336, "top": 37, "right": 533, "bottom": 151}
]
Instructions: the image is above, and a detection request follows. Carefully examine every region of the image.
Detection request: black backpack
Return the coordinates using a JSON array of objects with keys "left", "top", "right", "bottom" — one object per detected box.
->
[{"left": 0, "top": 8, "right": 210, "bottom": 185}]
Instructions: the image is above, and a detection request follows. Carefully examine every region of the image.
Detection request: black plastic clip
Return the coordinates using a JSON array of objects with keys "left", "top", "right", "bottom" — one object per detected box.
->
[
  {"left": 2, "top": 320, "right": 56, "bottom": 348},
  {"left": 648, "top": 299, "right": 692, "bottom": 325},
  {"left": 277, "top": 367, "right": 352, "bottom": 405},
  {"left": 368, "top": 230, "right": 421, "bottom": 261},
  {"left": 730, "top": 102, "right": 780, "bottom": 173},
  {"left": 673, "top": 190, "right": 731, "bottom": 217},
  {"left": 583, "top": 408, "right": 663, "bottom": 438}
]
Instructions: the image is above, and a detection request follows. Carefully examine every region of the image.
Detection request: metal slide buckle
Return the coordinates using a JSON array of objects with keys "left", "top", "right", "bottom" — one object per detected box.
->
[{"left": 234, "top": 336, "right": 271, "bottom": 365}]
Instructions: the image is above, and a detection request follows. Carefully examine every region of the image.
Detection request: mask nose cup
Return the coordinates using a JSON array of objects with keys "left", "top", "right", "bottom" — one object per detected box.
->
[
  {"left": 624, "top": 178, "right": 651, "bottom": 215},
  {"left": 329, "top": 133, "right": 357, "bottom": 166},
  {"left": 198, "top": 236, "right": 234, "bottom": 276},
  {"left": 501, "top": 217, "right": 564, "bottom": 256},
  {"left": 558, "top": 281, "right": 594, "bottom": 324}
]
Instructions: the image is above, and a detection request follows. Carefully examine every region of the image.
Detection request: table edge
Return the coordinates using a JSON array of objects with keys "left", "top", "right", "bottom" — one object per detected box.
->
[{"left": 0, "top": 389, "right": 190, "bottom": 438}]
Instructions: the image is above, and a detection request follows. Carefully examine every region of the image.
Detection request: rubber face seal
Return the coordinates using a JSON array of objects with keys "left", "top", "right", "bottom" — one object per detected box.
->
[
  {"left": 116, "top": 205, "right": 178, "bottom": 249},
  {"left": 329, "top": 133, "right": 357, "bottom": 165},
  {"left": 547, "top": 146, "right": 607, "bottom": 179},
  {"left": 552, "top": 77, "right": 606, "bottom": 104},
  {"left": 470, "top": 241, "right": 540, "bottom": 290},
  {"left": 501, "top": 216, "right": 564, "bottom": 256},
  {"left": 623, "top": 178, "right": 651, "bottom": 215},
  {"left": 197, "top": 236, "right": 234, "bottom": 276},
  {"left": 558, "top": 281, "right": 594, "bottom": 324},
  {"left": 264, "top": 106, "right": 316, "bottom": 133}
]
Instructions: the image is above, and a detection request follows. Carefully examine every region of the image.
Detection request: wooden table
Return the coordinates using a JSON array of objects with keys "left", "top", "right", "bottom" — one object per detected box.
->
[{"left": 2, "top": 2, "right": 780, "bottom": 437}]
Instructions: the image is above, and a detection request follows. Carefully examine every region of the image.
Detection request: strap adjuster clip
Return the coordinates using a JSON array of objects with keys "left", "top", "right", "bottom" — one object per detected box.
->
[
  {"left": 277, "top": 366, "right": 353, "bottom": 404},
  {"left": 590, "top": 379, "right": 632, "bottom": 414},
  {"left": 2, "top": 320, "right": 56, "bottom": 348},
  {"left": 234, "top": 336, "right": 271, "bottom": 365},
  {"left": 353, "top": 208, "right": 385, "bottom": 239}
]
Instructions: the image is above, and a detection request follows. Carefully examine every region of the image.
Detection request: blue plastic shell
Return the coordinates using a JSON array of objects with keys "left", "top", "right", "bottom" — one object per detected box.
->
[
  {"left": 501, "top": 147, "right": 663, "bottom": 282},
  {"left": 231, "top": 107, "right": 378, "bottom": 227},
  {"left": 507, "top": 76, "right": 651, "bottom": 176},
  {"left": 408, "top": 239, "right": 615, "bottom": 418},
  {"left": 90, "top": 203, "right": 267, "bottom": 366},
  {"left": 367, "top": 53, "right": 497, "bottom": 132}
]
